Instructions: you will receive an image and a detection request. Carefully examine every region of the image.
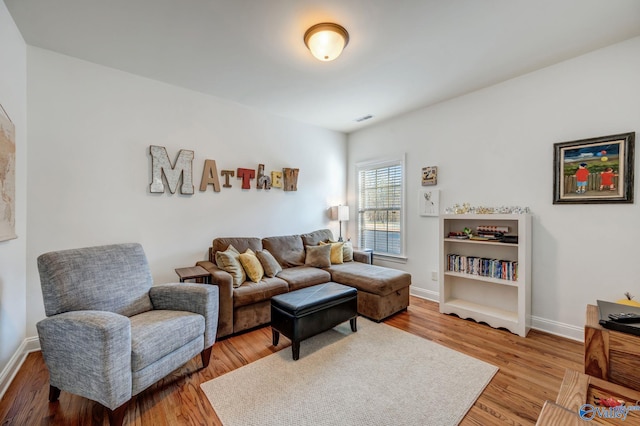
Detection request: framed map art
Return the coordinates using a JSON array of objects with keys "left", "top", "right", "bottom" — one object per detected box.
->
[{"left": 0, "top": 103, "right": 16, "bottom": 241}]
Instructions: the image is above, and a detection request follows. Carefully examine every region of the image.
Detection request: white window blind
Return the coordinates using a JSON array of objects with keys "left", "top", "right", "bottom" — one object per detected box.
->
[{"left": 357, "top": 159, "right": 404, "bottom": 256}]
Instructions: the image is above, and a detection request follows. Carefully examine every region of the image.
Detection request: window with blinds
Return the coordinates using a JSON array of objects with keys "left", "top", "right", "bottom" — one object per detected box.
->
[{"left": 357, "top": 159, "right": 404, "bottom": 256}]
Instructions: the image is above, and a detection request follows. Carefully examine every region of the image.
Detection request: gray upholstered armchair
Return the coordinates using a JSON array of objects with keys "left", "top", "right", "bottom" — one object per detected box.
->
[{"left": 36, "top": 243, "right": 219, "bottom": 426}]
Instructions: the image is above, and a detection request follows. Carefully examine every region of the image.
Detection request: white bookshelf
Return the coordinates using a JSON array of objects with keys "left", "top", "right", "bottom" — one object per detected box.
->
[{"left": 439, "top": 214, "right": 531, "bottom": 337}]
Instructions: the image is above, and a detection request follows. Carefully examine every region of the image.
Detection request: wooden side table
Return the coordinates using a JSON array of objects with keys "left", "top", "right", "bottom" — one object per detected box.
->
[
  {"left": 584, "top": 304, "right": 640, "bottom": 391},
  {"left": 175, "top": 266, "right": 210, "bottom": 284}
]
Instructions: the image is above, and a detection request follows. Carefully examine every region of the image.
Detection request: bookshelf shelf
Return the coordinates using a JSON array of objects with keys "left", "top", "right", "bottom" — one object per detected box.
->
[
  {"left": 443, "top": 271, "right": 520, "bottom": 287},
  {"left": 439, "top": 214, "right": 531, "bottom": 337}
]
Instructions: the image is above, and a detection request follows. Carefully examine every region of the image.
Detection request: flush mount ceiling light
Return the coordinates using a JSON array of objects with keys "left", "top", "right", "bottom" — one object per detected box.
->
[{"left": 304, "top": 22, "right": 349, "bottom": 61}]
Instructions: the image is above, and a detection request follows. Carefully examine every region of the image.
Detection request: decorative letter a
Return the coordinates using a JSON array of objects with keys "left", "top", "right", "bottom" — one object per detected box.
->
[{"left": 149, "top": 145, "right": 195, "bottom": 194}]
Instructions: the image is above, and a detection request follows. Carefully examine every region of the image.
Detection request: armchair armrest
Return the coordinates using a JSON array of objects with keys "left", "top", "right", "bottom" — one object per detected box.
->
[
  {"left": 36, "top": 311, "right": 132, "bottom": 410},
  {"left": 149, "top": 283, "right": 219, "bottom": 348},
  {"left": 196, "top": 260, "right": 234, "bottom": 338}
]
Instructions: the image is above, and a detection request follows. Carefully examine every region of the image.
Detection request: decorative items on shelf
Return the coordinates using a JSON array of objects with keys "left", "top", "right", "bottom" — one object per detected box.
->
[{"left": 444, "top": 203, "right": 531, "bottom": 215}]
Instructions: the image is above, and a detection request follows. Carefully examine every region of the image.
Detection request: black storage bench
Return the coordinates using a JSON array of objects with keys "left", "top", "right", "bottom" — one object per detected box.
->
[{"left": 271, "top": 282, "right": 357, "bottom": 360}]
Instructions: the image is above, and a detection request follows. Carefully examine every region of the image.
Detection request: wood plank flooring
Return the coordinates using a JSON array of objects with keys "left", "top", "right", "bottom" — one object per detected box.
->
[{"left": 0, "top": 297, "right": 583, "bottom": 425}]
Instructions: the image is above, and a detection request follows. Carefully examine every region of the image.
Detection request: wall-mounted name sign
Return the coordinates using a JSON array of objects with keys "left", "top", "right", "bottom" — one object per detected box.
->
[{"left": 149, "top": 145, "right": 299, "bottom": 194}]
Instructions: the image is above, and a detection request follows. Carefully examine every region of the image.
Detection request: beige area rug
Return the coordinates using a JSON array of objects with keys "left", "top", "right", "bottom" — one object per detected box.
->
[{"left": 201, "top": 319, "right": 498, "bottom": 426}]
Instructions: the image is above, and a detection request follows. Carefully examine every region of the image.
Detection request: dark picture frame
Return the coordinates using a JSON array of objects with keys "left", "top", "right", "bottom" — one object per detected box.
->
[{"left": 553, "top": 132, "right": 634, "bottom": 204}]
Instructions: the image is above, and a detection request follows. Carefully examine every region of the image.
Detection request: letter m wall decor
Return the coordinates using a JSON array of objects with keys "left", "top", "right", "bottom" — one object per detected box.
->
[{"left": 149, "top": 145, "right": 195, "bottom": 194}]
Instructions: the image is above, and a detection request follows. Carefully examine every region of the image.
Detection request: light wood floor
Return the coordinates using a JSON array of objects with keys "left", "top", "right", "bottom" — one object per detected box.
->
[{"left": 0, "top": 297, "right": 583, "bottom": 425}]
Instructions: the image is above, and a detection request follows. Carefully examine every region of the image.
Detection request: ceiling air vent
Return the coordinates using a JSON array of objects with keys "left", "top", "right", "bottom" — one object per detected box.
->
[{"left": 355, "top": 115, "right": 373, "bottom": 122}]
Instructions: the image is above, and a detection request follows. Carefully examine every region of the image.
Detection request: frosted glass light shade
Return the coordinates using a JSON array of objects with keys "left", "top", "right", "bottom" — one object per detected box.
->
[{"left": 304, "top": 23, "right": 349, "bottom": 62}]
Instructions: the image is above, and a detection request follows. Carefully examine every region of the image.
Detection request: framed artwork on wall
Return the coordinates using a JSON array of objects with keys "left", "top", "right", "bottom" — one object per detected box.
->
[
  {"left": 419, "top": 189, "right": 440, "bottom": 216},
  {"left": 421, "top": 166, "right": 437, "bottom": 186},
  {"left": 0, "top": 103, "right": 16, "bottom": 241},
  {"left": 553, "top": 132, "right": 634, "bottom": 204}
]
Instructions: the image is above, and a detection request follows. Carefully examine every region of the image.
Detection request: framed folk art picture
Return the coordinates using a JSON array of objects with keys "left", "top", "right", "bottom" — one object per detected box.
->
[
  {"left": 553, "top": 132, "right": 634, "bottom": 204},
  {"left": 421, "top": 166, "right": 437, "bottom": 186}
]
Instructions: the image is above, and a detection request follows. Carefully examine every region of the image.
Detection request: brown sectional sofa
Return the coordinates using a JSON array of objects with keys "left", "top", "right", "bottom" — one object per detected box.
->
[{"left": 196, "top": 229, "right": 411, "bottom": 338}]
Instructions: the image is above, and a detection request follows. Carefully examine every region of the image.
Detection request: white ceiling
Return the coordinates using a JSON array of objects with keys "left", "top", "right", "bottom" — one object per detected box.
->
[{"left": 5, "top": 0, "right": 640, "bottom": 133}]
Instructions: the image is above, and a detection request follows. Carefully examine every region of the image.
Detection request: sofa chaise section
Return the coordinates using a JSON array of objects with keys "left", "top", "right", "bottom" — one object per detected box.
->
[{"left": 327, "top": 262, "right": 411, "bottom": 321}]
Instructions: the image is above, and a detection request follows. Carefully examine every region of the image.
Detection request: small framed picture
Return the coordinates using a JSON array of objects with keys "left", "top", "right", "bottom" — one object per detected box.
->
[
  {"left": 419, "top": 189, "right": 440, "bottom": 217},
  {"left": 553, "top": 132, "right": 634, "bottom": 204},
  {"left": 421, "top": 166, "right": 437, "bottom": 186}
]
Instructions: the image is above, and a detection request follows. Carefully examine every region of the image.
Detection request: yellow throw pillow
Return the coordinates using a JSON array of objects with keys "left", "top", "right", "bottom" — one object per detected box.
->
[
  {"left": 215, "top": 244, "right": 246, "bottom": 288},
  {"left": 239, "top": 249, "right": 264, "bottom": 283},
  {"left": 320, "top": 241, "right": 344, "bottom": 264}
]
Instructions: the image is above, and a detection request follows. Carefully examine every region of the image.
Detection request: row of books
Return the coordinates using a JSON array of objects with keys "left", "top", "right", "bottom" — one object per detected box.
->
[{"left": 446, "top": 254, "right": 518, "bottom": 281}]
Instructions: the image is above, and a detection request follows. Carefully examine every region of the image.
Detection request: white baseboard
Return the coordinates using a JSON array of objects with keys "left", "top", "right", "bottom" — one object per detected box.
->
[
  {"left": 0, "top": 336, "right": 41, "bottom": 400},
  {"left": 409, "top": 288, "right": 583, "bottom": 342},
  {"left": 531, "top": 315, "right": 583, "bottom": 342},
  {"left": 410, "top": 287, "right": 438, "bottom": 302}
]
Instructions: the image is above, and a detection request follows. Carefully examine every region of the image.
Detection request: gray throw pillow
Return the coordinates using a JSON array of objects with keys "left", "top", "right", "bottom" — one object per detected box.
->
[
  {"left": 305, "top": 244, "right": 331, "bottom": 268},
  {"left": 256, "top": 249, "right": 282, "bottom": 278}
]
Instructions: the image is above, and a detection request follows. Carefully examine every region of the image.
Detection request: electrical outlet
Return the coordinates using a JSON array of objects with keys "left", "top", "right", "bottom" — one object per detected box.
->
[{"left": 431, "top": 271, "right": 438, "bottom": 281}]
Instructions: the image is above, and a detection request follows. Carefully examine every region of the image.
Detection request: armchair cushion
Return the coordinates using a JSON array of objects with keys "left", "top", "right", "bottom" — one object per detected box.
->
[
  {"left": 149, "top": 283, "right": 219, "bottom": 348},
  {"left": 130, "top": 310, "right": 204, "bottom": 371},
  {"left": 37, "top": 243, "right": 153, "bottom": 317}
]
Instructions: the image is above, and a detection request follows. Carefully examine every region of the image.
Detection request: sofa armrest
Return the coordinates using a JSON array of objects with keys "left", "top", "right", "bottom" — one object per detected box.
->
[
  {"left": 353, "top": 249, "right": 373, "bottom": 265},
  {"left": 149, "top": 283, "right": 219, "bottom": 348},
  {"left": 196, "top": 260, "right": 234, "bottom": 338},
  {"left": 36, "top": 311, "right": 132, "bottom": 410}
]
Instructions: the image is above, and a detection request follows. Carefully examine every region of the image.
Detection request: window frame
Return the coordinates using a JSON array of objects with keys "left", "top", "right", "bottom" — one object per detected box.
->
[{"left": 355, "top": 155, "right": 407, "bottom": 261}]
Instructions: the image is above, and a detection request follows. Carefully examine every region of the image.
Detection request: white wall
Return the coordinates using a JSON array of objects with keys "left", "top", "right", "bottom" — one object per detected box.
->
[
  {"left": 348, "top": 36, "right": 640, "bottom": 339},
  {"left": 0, "top": 2, "right": 27, "bottom": 383},
  {"left": 26, "top": 48, "right": 347, "bottom": 336}
]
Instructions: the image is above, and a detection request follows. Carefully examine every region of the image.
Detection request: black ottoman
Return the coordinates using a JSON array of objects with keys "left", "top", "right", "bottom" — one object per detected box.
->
[{"left": 271, "top": 282, "right": 357, "bottom": 360}]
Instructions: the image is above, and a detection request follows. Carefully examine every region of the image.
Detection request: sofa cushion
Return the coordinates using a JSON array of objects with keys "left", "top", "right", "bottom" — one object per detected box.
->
[
  {"left": 262, "top": 235, "right": 305, "bottom": 267},
  {"left": 130, "top": 310, "right": 204, "bottom": 372},
  {"left": 215, "top": 245, "right": 246, "bottom": 288},
  {"left": 320, "top": 241, "right": 344, "bottom": 264},
  {"left": 301, "top": 229, "right": 334, "bottom": 247},
  {"left": 212, "top": 237, "right": 263, "bottom": 258},
  {"left": 275, "top": 266, "right": 332, "bottom": 291},
  {"left": 327, "top": 262, "right": 411, "bottom": 295},
  {"left": 233, "top": 277, "right": 289, "bottom": 308},
  {"left": 238, "top": 249, "right": 264, "bottom": 283},
  {"left": 305, "top": 244, "right": 331, "bottom": 268},
  {"left": 256, "top": 249, "right": 282, "bottom": 278}
]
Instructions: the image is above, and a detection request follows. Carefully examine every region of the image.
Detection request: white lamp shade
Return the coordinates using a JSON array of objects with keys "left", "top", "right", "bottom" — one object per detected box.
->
[
  {"left": 331, "top": 205, "right": 349, "bottom": 221},
  {"left": 338, "top": 205, "right": 349, "bottom": 221},
  {"left": 304, "top": 23, "right": 349, "bottom": 62}
]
